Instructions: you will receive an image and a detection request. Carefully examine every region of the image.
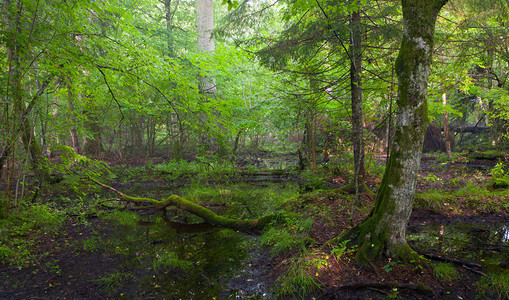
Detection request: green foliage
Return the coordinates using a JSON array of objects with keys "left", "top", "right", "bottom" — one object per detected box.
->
[
  {"left": 260, "top": 216, "right": 314, "bottom": 257},
  {"left": 275, "top": 255, "right": 322, "bottom": 298},
  {"left": 182, "top": 182, "right": 299, "bottom": 219},
  {"left": 383, "top": 258, "right": 399, "bottom": 273},
  {"left": 433, "top": 262, "right": 460, "bottom": 281},
  {"left": 152, "top": 251, "right": 193, "bottom": 273},
  {"left": 154, "top": 158, "right": 236, "bottom": 181},
  {"left": 490, "top": 163, "right": 509, "bottom": 189},
  {"left": 44, "top": 259, "right": 62, "bottom": 275},
  {"left": 476, "top": 273, "right": 509, "bottom": 300},
  {"left": 261, "top": 227, "right": 312, "bottom": 258},
  {"left": 421, "top": 173, "right": 442, "bottom": 183},
  {"left": 0, "top": 196, "right": 8, "bottom": 220},
  {"left": 300, "top": 170, "right": 328, "bottom": 192},
  {"left": 415, "top": 180, "right": 509, "bottom": 213},
  {"left": 100, "top": 211, "right": 139, "bottom": 227},
  {"left": 49, "top": 145, "right": 111, "bottom": 195},
  {"left": 82, "top": 236, "right": 102, "bottom": 252},
  {"left": 0, "top": 204, "right": 65, "bottom": 267},
  {"left": 330, "top": 239, "right": 354, "bottom": 260},
  {"left": 92, "top": 271, "right": 131, "bottom": 294},
  {"left": 387, "top": 288, "right": 399, "bottom": 299}
]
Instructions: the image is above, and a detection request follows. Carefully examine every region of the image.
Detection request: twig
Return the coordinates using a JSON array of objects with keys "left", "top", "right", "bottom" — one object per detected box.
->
[
  {"left": 420, "top": 252, "right": 482, "bottom": 268},
  {"left": 462, "top": 265, "right": 487, "bottom": 277},
  {"left": 98, "top": 198, "right": 122, "bottom": 204}
]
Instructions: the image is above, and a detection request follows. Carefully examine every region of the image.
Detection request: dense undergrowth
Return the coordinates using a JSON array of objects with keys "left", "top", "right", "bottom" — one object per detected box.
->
[{"left": 0, "top": 150, "right": 508, "bottom": 298}]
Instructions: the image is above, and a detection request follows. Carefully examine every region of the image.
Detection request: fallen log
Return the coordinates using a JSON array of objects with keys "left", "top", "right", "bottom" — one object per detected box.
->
[{"left": 93, "top": 180, "right": 276, "bottom": 231}]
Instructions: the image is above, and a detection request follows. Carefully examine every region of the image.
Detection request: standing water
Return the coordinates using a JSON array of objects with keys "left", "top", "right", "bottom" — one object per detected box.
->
[
  {"left": 97, "top": 182, "right": 299, "bottom": 298},
  {"left": 407, "top": 222, "right": 509, "bottom": 273}
]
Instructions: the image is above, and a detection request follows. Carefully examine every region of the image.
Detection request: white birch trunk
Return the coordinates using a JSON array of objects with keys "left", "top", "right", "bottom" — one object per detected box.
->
[{"left": 196, "top": 0, "right": 216, "bottom": 94}]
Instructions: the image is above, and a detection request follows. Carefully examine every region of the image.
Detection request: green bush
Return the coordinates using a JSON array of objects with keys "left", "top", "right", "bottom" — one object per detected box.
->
[{"left": 490, "top": 163, "right": 509, "bottom": 189}]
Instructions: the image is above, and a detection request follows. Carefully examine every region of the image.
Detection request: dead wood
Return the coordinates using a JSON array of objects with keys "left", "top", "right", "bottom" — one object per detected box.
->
[{"left": 92, "top": 179, "right": 276, "bottom": 231}]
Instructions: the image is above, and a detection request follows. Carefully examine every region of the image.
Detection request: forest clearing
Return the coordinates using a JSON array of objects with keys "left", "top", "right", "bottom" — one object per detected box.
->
[{"left": 1, "top": 0, "right": 508, "bottom": 299}]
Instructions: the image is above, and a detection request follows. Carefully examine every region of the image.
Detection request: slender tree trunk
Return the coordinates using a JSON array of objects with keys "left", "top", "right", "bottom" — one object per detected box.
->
[
  {"left": 67, "top": 82, "right": 81, "bottom": 154},
  {"left": 83, "top": 106, "right": 103, "bottom": 157},
  {"left": 164, "top": 0, "right": 183, "bottom": 160},
  {"left": 165, "top": 0, "right": 174, "bottom": 55},
  {"left": 350, "top": 8, "right": 365, "bottom": 203},
  {"left": 442, "top": 93, "right": 452, "bottom": 158},
  {"left": 343, "top": 0, "right": 448, "bottom": 262}
]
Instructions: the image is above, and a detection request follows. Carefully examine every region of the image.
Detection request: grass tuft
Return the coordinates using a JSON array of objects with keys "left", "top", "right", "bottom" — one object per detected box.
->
[
  {"left": 477, "top": 272, "right": 509, "bottom": 300},
  {"left": 433, "top": 262, "right": 460, "bottom": 281}
]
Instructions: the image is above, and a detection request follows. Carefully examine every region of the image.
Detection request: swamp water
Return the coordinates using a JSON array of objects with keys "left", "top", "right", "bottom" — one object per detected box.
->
[
  {"left": 407, "top": 222, "right": 509, "bottom": 273},
  {"left": 96, "top": 182, "right": 300, "bottom": 298}
]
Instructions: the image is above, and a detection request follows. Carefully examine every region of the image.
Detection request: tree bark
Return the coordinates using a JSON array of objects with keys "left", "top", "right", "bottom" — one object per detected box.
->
[
  {"left": 350, "top": 7, "right": 365, "bottom": 204},
  {"left": 343, "top": 0, "right": 448, "bottom": 262},
  {"left": 196, "top": 0, "right": 216, "bottom": 94},
  {"left": 83, "top": 105, "right": 104, "bottom": 157},
  {"left": 67, "top": 80, "right": 81, "bottom": 155},
  {"left": 164, "top": 0, "right": 183, "bottom": 160},
  {"left": 442, "top": 93, "right": 452, "bottom": 158}
]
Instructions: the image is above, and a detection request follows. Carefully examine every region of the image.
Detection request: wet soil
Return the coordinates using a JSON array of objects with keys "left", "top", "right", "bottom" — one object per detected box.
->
[
  {"left": 1, "top": 155, "right": 508, "bottom": 299},
  {"left": 0, "top": 218, "right": 123, "bottom": 299}
]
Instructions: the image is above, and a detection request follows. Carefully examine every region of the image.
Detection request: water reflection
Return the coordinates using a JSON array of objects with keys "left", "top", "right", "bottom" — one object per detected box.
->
[
  {"left": 496, "top": 225, "right": 509, "bottom": 243},
  {"left": 407, "top": 222, "right": 509, "bottom": 273},
  {"left": 100, "top": 182, "right": 298, "bottom": 298}
]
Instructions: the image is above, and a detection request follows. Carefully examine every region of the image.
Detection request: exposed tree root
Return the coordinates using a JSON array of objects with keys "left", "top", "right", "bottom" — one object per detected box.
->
[
  {"left": 338, "top": 281, "right": 434, "bottom": 296},
  {"left": 335, "top": 181, "right": 375, "bottom": 198},
  {"left": 419, "top": 251, "right": 487, "bottom": 276},
  {"left": 419, "top": 251, "right": 482, "bottom": 268},
  {"left": 92, "top": 180, "right": 276, "bottom": 231}
]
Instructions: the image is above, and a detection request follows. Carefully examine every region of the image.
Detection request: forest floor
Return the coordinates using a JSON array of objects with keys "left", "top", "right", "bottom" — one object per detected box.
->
[{"left": 0, "top": 153, "right": 508, "bottom": 299}]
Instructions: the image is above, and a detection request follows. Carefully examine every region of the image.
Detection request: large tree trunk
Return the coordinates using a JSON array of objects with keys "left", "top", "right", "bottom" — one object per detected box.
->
[{"left": 343, "top": 0, "right": 448, "bottom": 262}]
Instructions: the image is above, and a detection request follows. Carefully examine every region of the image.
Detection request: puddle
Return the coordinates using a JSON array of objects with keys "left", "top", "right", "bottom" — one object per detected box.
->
[
  {"left": 407, "top": 223, "right": 509, "bottom": 273},
  {"left": 98, "top": 182, "right": 298, "bottom": 298}
]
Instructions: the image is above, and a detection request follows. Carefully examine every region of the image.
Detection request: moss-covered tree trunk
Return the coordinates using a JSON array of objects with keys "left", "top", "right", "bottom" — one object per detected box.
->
[
  {"left": 343, "top": 0, "right": 448, "bottom": 262},
  {"left": 94, "top": 180, "right": 275, "bottom": 231},
  {"left": 2, "top": 0, "right": 51, "bottom": 183}
]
